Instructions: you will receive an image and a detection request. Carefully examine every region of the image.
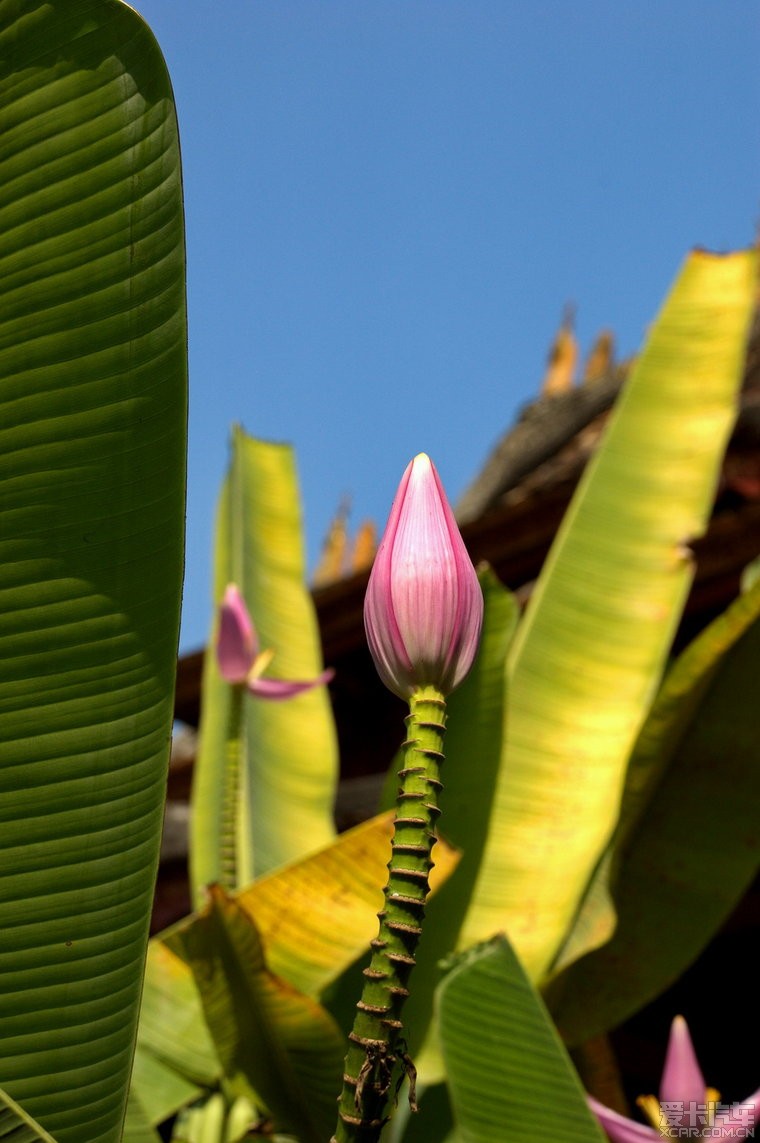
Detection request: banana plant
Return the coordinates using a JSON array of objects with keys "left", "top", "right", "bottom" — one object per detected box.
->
[
  {"left": 0, "top": 2, "right": 186, "bottom": 1141},
  {"left": 133, "top": 428, "right": 346, "bottom": 1137},
  {"left": 132, "top": 799, "right": 459, "bottom": 1137},
  {"left": 131, "top": 427, "right": 461, "bottom": 1135},
  {"left": 0, "top": 1089, "right": 56, "bottom": 1142},
  {"left": 348, "top": 249, "right": 759, "bottom": 1140},
  {"left": 10, "top": 3, "right": 757, "bottom": 1142},
  {"left": 190, "top": 429, "right": 339, "bottom": 899},
  {"left": 546, "top": 567, "right": 760, "bottom": 1042},
  {"left": 437, "top": 935, "right": 606, "bottom": 1143},
  {"left": 457, "top": 250, "right": 757, "bottom": 979},
  {"left": 366, "top": 249, "right": 759, "bottom": 1109},
  {"left": 135, "top": 251, "right": 757, "bottom": 1141}
]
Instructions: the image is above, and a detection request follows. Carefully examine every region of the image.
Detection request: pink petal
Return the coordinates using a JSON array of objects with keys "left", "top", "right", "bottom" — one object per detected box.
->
[
  {"left": 427, "top": 457, "right": 484, "bottom": 691},
  {"left": 364, "top": 458, "right": 416, "bottom": 696},
  {"left": 660, "top": 1017, "right": 707, "bottom": 1108},
  {"left": 390, "top": 455, "right": 460, "bottom": 678},
  {"left": 247, "top": 668, "right": 334, "bottom": 701},
  {"left": 217, "top": 584, "right": 258, "bottom": 683},
  {"left": 713, "top": 1085, "right": 760, "bottom": 1136},
  {"left": 587, "top": 1095, "right": 658, "bottom": 1143}
]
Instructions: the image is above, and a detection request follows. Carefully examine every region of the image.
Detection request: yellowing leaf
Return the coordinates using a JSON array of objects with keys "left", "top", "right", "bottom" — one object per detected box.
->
[
  {"left": 238, "top": 811, "right": 459, "bottom": 998},
  {"left": 460, "top": 249, "right": 758, "bottom": 980}
]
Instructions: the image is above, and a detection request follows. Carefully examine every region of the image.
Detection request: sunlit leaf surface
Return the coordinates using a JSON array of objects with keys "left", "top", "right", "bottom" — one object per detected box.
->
[
  {"left": 458, "top": 250, "right": 757, "bottom": 980},
  {"left": 0, "top": 2, "right": 186, "bottom": 1138}
]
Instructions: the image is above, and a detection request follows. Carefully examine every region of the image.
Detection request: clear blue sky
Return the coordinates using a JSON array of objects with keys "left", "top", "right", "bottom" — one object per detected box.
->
[{"left": 130, "top": 1, "right": 759, "bottom": 653}]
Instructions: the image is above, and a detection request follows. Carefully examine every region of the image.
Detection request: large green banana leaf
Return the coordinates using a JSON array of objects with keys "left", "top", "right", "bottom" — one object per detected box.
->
[
  {"left": 171, "top": 886, "right": 344, "bottom": 1143},
  {"left": 130, "top": 1041, "right": 204, "bottom": 1132},
  {"left": 547, "top": 575, "right": 760, "bottom": 1042},
  {"left": 0, "top": 1088, "right": 56, "bottom": 1142},
  {"left": 130, "top": 940, "right": 218, "bottom": 1128},
  {"left": 458, "top": 250, "right": 757, "bottom": 980},
  {"left": 0, "top": 2, "right": 186, "bottom": 1139},
  {"left": 437, "top": 936, "right": 606, "bottom": 1143},
  {"left": 548, "top": 571, "right": 760, "bottom": 982},
  {"left": 121, "top": 1092, "right": 162, "bottom": 1143},
  {"left": 191, "top": 428, "right": 337, "bottom": 899},
  {"left": 136, "top": 941, "right": 220, "bottom": 1091}
]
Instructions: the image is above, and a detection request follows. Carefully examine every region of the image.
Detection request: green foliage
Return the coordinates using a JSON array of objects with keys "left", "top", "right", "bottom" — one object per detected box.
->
[
  {"left": 169, "top": 1093, "right": 258, "bottom": 1143},
  {"left": 130, "top": 940, "right": 218, "bottom": 1125},
  {"left": 1, "top": 3, "right": 757, "bottom": 1138},
  {"left": 438, "top": 936, "right": 606, "bottom": 1143},
  {"left": 133, "top": 248, "right": 758, "bottom": 1142},
  {"left": 384, "top": 566, "right": 519, "bottom": 1084},
  {"left": 0, "top": 1089, "right": 57, "bottom": 1142},
  {"left": 456, "top": 250, "right": 758, "bottom": 981},
  {"left": 121, "top": 1094, "right": 162, "bottom": 1143},
  {"left": 0, "top": 1, "right": 186, "bottom": 1139},
  {"left": 132, "top": 813, "right": 457, "bottom": 1133},
  {"left": 168, "top": 886, "right": 344, "bottom": 1143},
  {"left": 547, "top": 573, "right": 760, "bottom": 1042},
  {"left": 190, "top": 428, "right": 338, "bottom": 900}
]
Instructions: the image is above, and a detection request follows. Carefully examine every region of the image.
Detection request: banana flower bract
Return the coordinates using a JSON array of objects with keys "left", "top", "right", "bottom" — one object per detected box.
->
[
  {"left": 589, "top": 1017, "right": 758, "bottom": 1140},
  {"left": 364, "top": 452, "right": 483, "bottom": 698},
  {"left": 217, "top": 583, "right": 333, "bottom": 699}
]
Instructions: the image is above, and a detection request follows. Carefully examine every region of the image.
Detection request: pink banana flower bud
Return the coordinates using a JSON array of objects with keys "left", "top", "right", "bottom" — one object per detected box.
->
[
  {"left": 589, "top": 1016, "right": 759, "bottom": 1141},
  {"left": 217, "top": 583, "right": 333, "bottom": 700},
  {"left": 364, "top": 453, "right": 483, "bottom": 698}
]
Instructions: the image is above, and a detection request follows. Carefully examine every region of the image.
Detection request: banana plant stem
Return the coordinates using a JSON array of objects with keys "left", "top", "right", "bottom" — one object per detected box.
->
[
  {"left": 332, "top": 685, "right": 447, "bottom": 1143},
  {"left": 220, "top": 682, "right": 244, "bottom": 893}
]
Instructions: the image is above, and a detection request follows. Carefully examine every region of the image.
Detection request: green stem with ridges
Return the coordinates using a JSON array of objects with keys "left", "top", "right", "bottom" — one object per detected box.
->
[
  {"left": 220, "top": 682, "right": 244, "bottom": 892},
  {"left": 332, "top": 685, "right": 447, "bottom": 1143}
]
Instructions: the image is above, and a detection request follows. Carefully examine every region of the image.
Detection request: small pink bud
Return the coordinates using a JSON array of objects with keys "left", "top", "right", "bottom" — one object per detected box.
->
[
  {"left": 364, "top": 454, "right": 483, "bottom": 698},
  {"left": 217, "top": 584, "right": 258, "bottom": 683},
  {"left": 216, "top": 583, "right": 334, "bottom": 699},
  {"left": 659, "top": 1016, "right": 706, "bottom": 1108}
]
